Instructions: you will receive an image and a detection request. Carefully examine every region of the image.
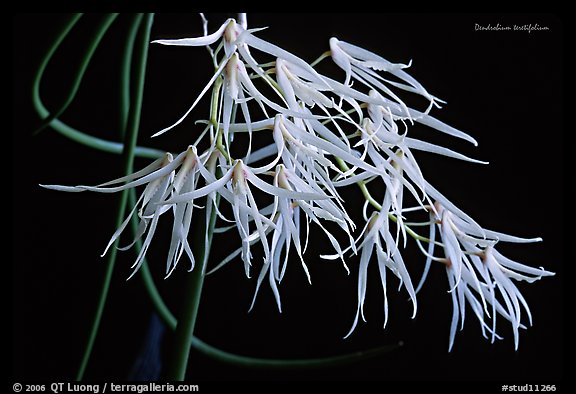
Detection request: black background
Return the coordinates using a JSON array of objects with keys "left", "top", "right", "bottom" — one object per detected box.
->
[{"left": 13, "top": 13, "right": 563, "bottom": 384}]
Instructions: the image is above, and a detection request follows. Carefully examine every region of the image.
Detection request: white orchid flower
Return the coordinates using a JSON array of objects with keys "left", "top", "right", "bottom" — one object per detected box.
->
[
  {"left": 206, "top": 159, "right": 356, "bottom": 312},
  {"left": 152, "top": 18, "right": 330, "bottom": 138},
  {"left": 431, "top": 202, "right": 554, "bottom": 350},
  {"left": 275, "top": 58, "right": 333, "bottom": 111},
  {"left": 41, "top": 146, "right": 218, "bottom": 277},
  {"left": 329, "top": 37, "right": 442, "bottom": 116},
  {"left": 248, "top": 164, "right": 334, "bottom": 312},
  {"left": 165, "top": 159, "right": 329, "bottom": 278},
  {"left": 344, "top": 211, "right": 417, "bottom": 339}
]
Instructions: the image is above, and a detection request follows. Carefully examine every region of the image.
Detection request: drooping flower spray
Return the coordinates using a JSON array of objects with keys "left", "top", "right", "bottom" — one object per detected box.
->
[{"left": 38, "top": 13, "right": 554, "bottom": 380}]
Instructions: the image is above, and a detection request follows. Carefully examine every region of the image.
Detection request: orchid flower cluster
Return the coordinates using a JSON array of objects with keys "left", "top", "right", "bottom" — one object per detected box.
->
[{"left": 42, "top": 16, "right": 554, "bottom": 351}]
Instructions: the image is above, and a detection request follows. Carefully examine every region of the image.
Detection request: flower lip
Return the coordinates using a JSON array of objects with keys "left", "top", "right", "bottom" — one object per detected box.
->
[
  {"left": 172, "top": 146, "right": 200, "bottom": 193},
  {"left": 224, "top": 19, "right": 240, "bottom": 43},
  {"left": 232, "top": 160, "right": 248, "bottom": 194},
  {"left": 276, "top": 165, "right": 291, "bottom": 190}
]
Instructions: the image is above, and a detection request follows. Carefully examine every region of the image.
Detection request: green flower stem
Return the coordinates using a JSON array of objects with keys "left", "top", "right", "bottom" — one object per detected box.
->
[
  {"left": 166, "top": 198, "right": 219, "bottom": 380},
  {"left": 34, "top": 14, "right": 119, "bottom": 134},
  {"left": 76, "top": 13, "right": 154, "bottom": 381},
  {"left": 32, "top": 14, "right": 163, "bottom": 159},
  {"left": 166, "top": 261, "right": 206, "bottom": 380}
]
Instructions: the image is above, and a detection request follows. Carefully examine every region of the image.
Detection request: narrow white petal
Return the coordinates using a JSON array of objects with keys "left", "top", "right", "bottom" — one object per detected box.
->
[
  {"left": 152, "top": 18, "right": 232, "bottom": 47},
  {"left": 333, "top": 171, "right": 376, "bottom": 187},
  {"left": 492, "top": 249, "right": 555, "bottom": 278},
  {"left": 483, "top": 229, "right": 543, "bottom": 244},
  {"left": 245, "top": 143, "right": 278, "bottom": 165},
  {"left": 337, "top": 39, "right": 409, "bottom": 71},
  {"left": 343, "top": 309, "right": 361, "bottom": 339},
  {"left": 239, "top": 30, "right": 330, "bottom": 89},
  {"left": 245, "top": 169, "right": 329, "bottom": 201},
  {"left": 207, "top": 246, "right": 242, "bottom": 275},
  {"left": 101, "top": 194, "right": 144, "bottom": 257},
  {"left": 408, "top": 108, "right": 478, "bottom": 146},
  {"left": 152, "top": 56, "right": 230, "bottom": 137},
  {"left": 358, "top": 243, "right": 373, "bottom": 323},
  {"left": 245, "top": 183, "right": 271, "bottom": 261},
  {"left": 236, "top": 45, "right": 288, "bottom": 109},
  {"left": 249, "top": 259, "right": 271, "bottom": 312},
  {"left": 391, "top": 250, "right": 418, "bottom": 317},
  {"left": 269, "top": 261, "right": 283, "bottom": 313},
  {"left": 127, "top": 209, "right": 162, "bottom": 279},
  {"left": 447, "top": 271, "right": 459, "bottom": 352},
  {"left": 222, "top": 89, "right": 234, "bottom": 150},
  {"left": 426, "top": 184, "right": 485, "bottom": 237},
  {"left": 352, "top": 66, "right": 411, "bottom": 118},
  {"left": 280, "top": 58, "right": 333, "bottom": 90},
  {"left": 275, "top": 59, "right": 300, "bottom": 111},
  {"left": 96, "top": 156, "right": 166, "bottom": 186},
  {"left": 79, "top": 160, "right": 178, "bottom": 193},
  {"left": 405, "top": 138, "right": 488, "bottom": 164},
  {"left": 306, "top": 116, "right": 352, "bottom": 152},
  {"left": 415, "top": 222, "right": 436, "bottom": 293},
  {"left": 375, "top": 246, "right": 390, "bottom": 328},
  {"left": 285, "top": 118, "right": 383, "bottom": 176},
  {"left": 164, "top": 168, "right": 233, "bottom": 204},
  {"left": 329, "top": 37, "right": 353, "bottom": 87},
  {"left": 40, "top": 184, "right": 85, "bottom": 192},
  {"left": 225, "top": 118, "right": 275, "bottom": 133},
  {"left": 457, "top": 278, "right": 467, "bottom": 330}
]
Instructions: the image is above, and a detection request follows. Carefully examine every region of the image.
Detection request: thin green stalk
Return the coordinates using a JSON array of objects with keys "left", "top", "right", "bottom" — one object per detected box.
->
[
  {"left": 190, "top": 339, "right": 402, "bottom": 369},
  {"left": 33, "top": 115, "right": 163, "bottom": 158},
  {"left": 76, "top": 192, "right": 128, "bottom": 381},
  {"left": 119, "top": 14, "right": 145, "bottom": 137},
  {"left": 76, "top": 13, "right": 154, "bottom": 381},
  {"left": 310, "top": 50, "right": 331, "bottom": 67},
  {"left": 32, "top": 14, "right": 83, "bottom": 123},
  {"left": 31, "top": 14, "right": 163, "bottom": 159},
  {"left": 166, "top": 198, "right": 219, "bottom": 380},
  {"left": 140, "top": 262, "right": 177, "bottom": 327},
  {"left": 34, "top": 14, "right": 119, "bottom": 134}
]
